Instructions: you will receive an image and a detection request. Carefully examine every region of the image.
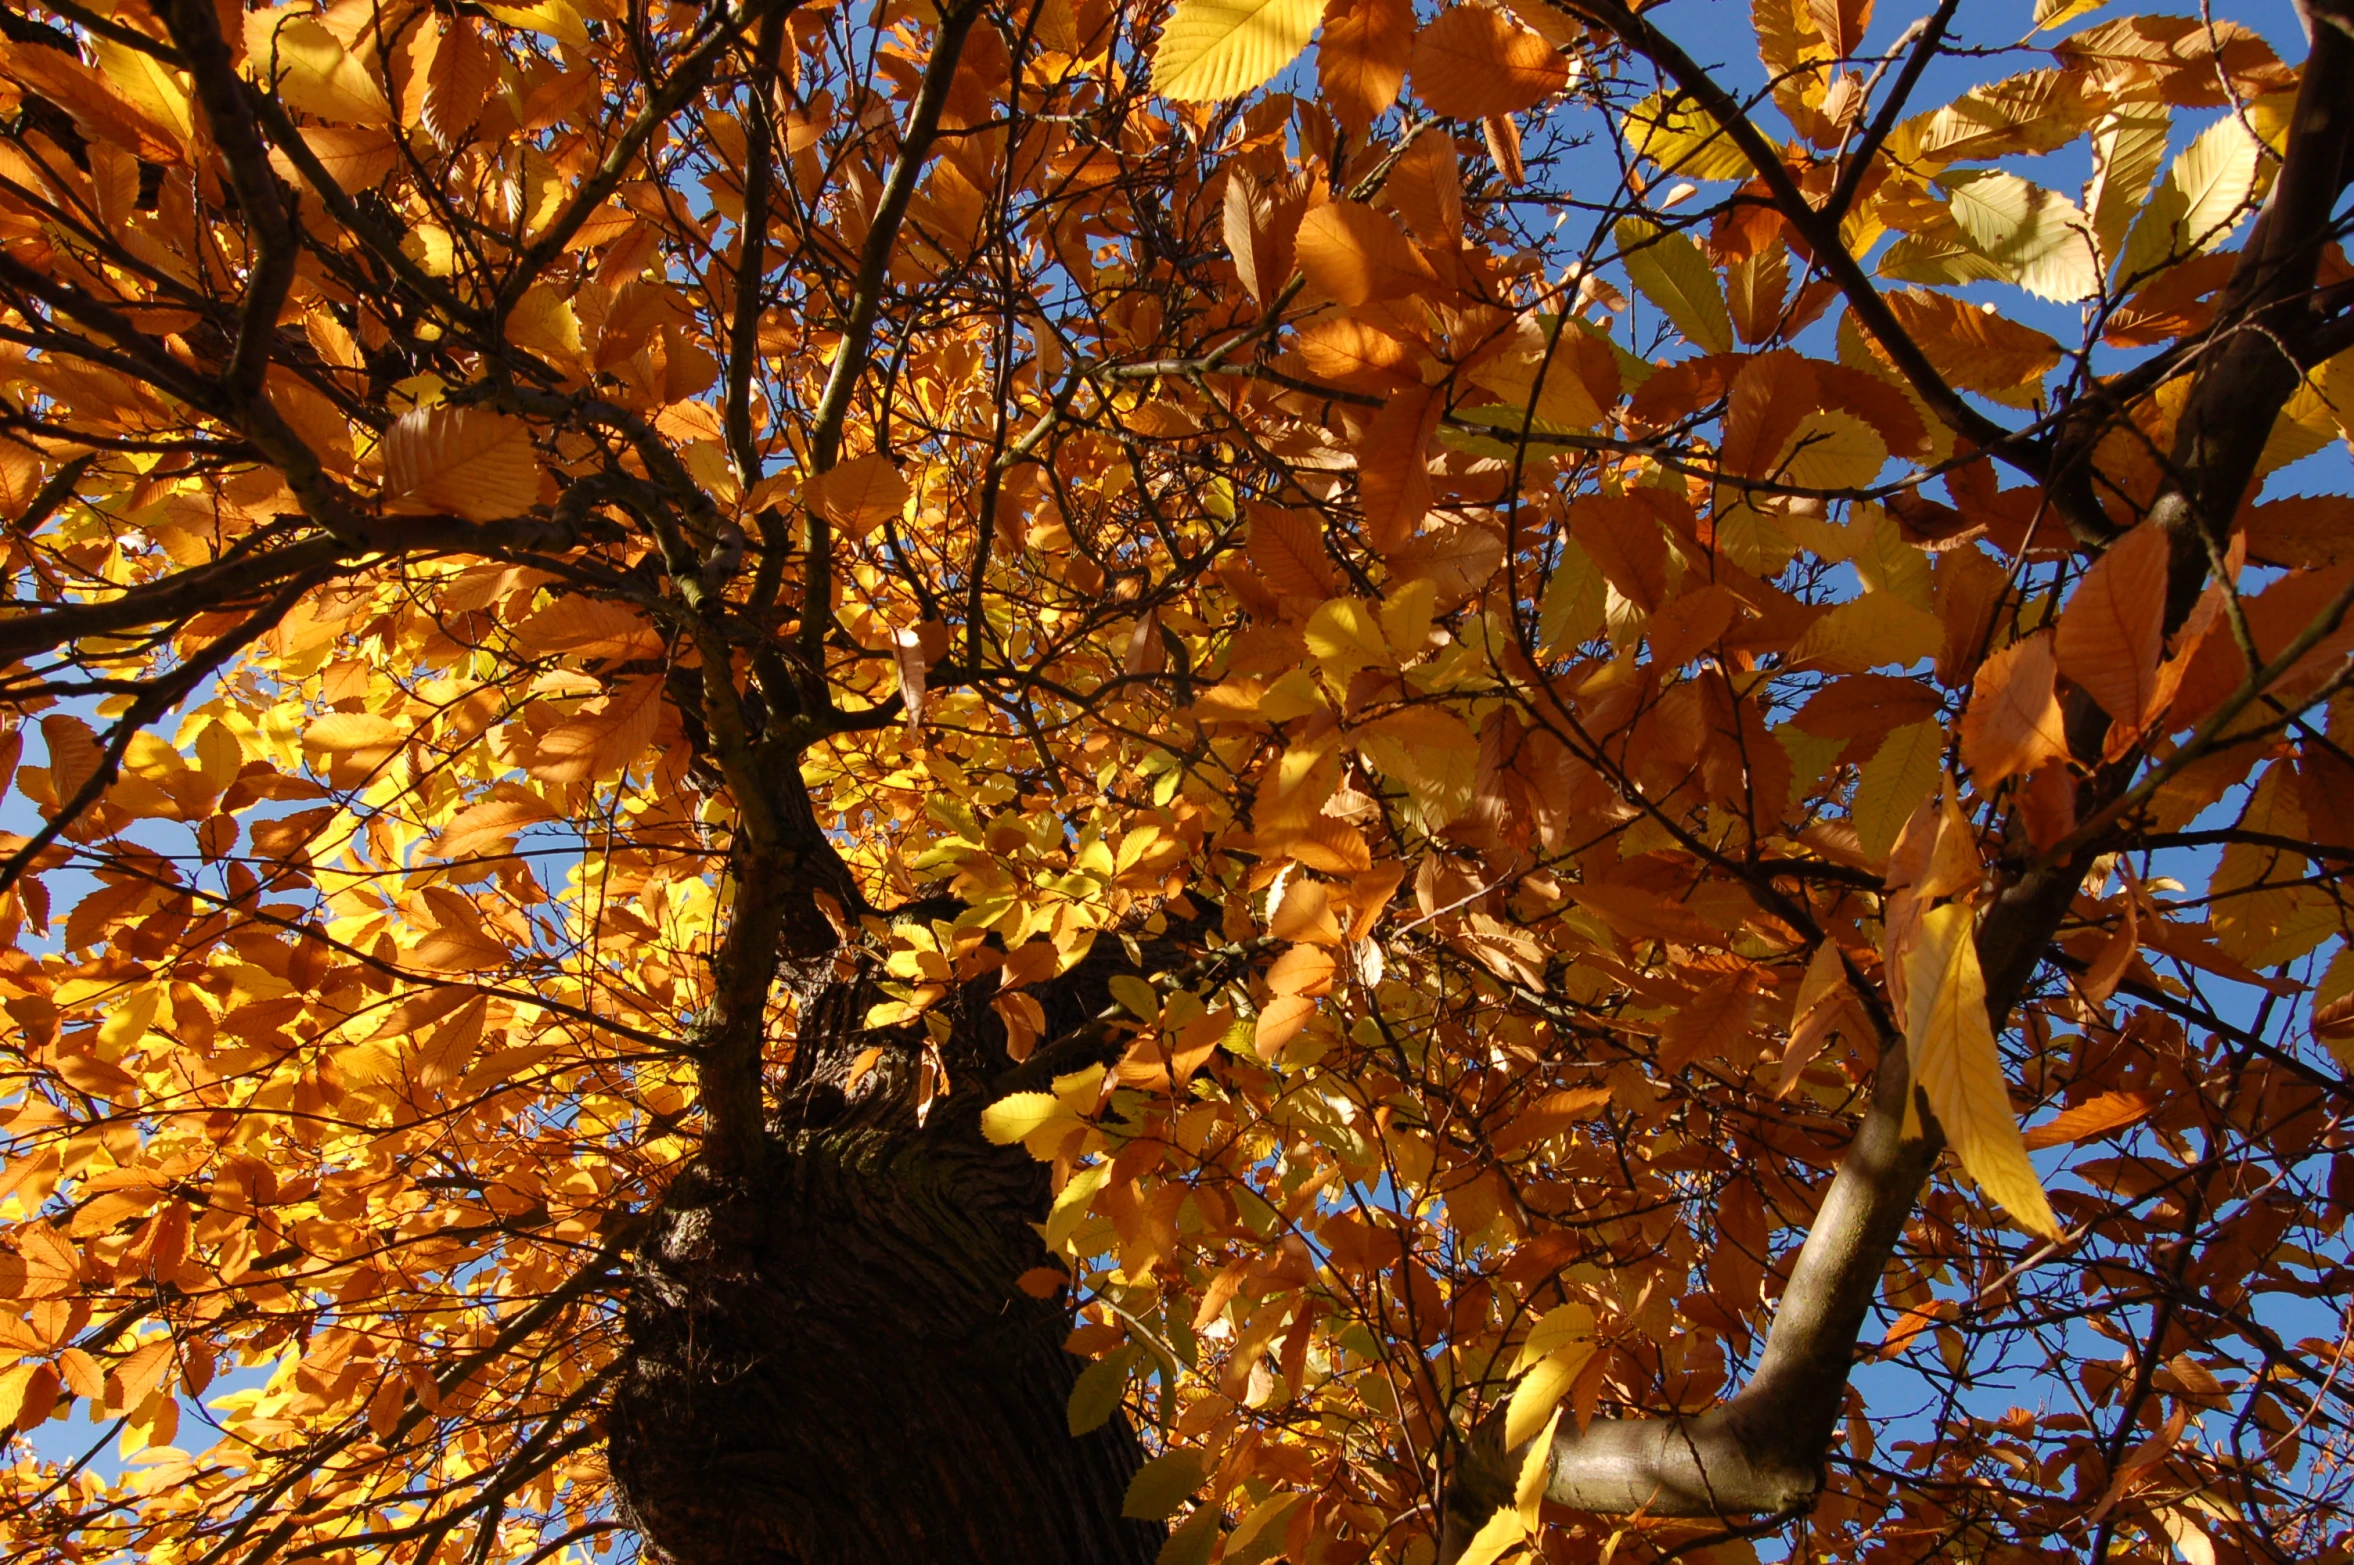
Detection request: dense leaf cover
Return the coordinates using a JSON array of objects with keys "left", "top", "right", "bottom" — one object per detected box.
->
[{"left": 0, "top": 0, "right": 2351, "bottom": 1559}]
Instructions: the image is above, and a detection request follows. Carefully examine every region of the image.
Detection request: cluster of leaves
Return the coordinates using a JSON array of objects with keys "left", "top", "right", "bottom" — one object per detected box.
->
[{"left": 0, "top": 0, "right": 2350, "bottom": 1560}]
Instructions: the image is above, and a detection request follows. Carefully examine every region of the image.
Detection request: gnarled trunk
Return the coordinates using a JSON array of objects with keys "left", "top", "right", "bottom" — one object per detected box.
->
[{"left": 606, "top": 961, "right": 1164, "bottom": 1565}]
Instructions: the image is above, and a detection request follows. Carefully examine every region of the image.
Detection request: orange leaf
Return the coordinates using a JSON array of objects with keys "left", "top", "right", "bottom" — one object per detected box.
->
[
  {"left": 38, "top": 716, "right": 103, "bottom": 809},
  {"left": 1878, "top": 289, "right": 2063, "bottom": 408},
  {"left": 2055, "top": 521, "right": 2169, "bottom": 728},
  {"left": 1408, "top": 4, "right": 1568, "bottom": 119},
  {"left": 1295, "top": 317, "right": 1421, "bottom": 391},
  {"left": 1294, "top": 202, "right": 1436, "bottom": 307},
  {"left": 1568, "top": 494, "right": 1670, "bottom": 611},
  {"left": 1269, "top": 876, "right": 1344, "bottom": 944},
  {"left": 1717, "top": 351, "right": 1813, "bottom": 481},
  {"left": 381, "top": 406, "right": 542, "bottom": 522},
  {"left": 1355, "top": 384, "right": 1442, "bottom": 552},
  {"left": 1255, "top": 993, "right": 1319, "bottom": 1057},
  {"left": 1959, "top": 631, "right": 2067, "bottom": 786},
  {"left": 528, "top": 675, "right": 664, "bottom": 784},
  {"left": 106, "top": 1339, "right": 175, "bottom": 1414},
  {"left": 2023, "top": 1089, "right": 2159, "bottom": 1151},
  {"left": 1657, "top": 975, "right": 1759, "bottom": 1072},
  {"left": 1246, "top": 505, "right": 1339, "bottom": 597},
  {"left": 1265, "top": 944, "right": 1337, "bottom": 997},
  {"left": 1318, "top": 0, "right": 1412, "bottom": 139},
  {"left": 810, "top": 452, "right": 911, "bottom": 534},
  {"left": 1490, "top": 1086, "right": 1611, "bottom": 1154}
]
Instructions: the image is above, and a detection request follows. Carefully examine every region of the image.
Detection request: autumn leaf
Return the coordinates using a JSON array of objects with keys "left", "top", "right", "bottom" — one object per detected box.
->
[
  {"left": 810, "top": 452, "right": 911, "bottom": 534},
  {"left": 1408, "top": 4, "right": 1568, "bottom": 120},
  {"left": 1905, "top": 904, "right": 2063, "bottom": 1240},
  {"left": 2, "top": 2, "right": 2347, "bottom": 1559},
  {"left": 1294, "top": 201, "right": 1438, "bottom": 306},
  {"left": 1153, "top": 0, "right": 1324, "bottom": 100},
  {"left": 431, "top": 787, "right": 559, "bottom": 859},
  {"left": 380, "top": 405, "right": 542, "bottom": 521},
  {"left": 1937, "top": 170, "right": 2100, "bottom": 301},
  {"left": 2022, "top": 1089, "right": 2159, "bottom": 1150},
  {"left": 1318, "top": 0, "right": 1412, "bottom": 137},
  {"left": 1960, "top": 632, "right": 2068, "bottom": 786},
  {"left": 1616, "top": 217, "right": 1732, "bottom": 355},
  {"left": 2055, "top": 521, "right": 2169, "bottom": 730}
]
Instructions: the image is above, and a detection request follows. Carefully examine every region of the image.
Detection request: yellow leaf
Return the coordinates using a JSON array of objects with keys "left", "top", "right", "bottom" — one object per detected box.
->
[
  {"left": 2122, "top": 113, "right": 2266, "bottom": 280},
  {"left": 1904, "top": 904, "right": 2062, "bottom": 1240},
  {"left": 1616, "top": 217, "right": 1732, "bottom": 355},
  {"left": 1937, "top": 171, "right": 2098, "bottom": 302},
  {"left": 1122, "top": 1449, "right": 1210, "bottom": 1521},
  {"left": 982, "top": 1091, "right": 1077, "bottom": 1147},
  {"left": 250, "top": 16, "right": 392, "bottom": 126},
  {"left": 1779, "top": 409, "right": 1887, "bottom": 490},
  {"left": 1152, "top": 0, "right": 1322, "bottom": 101},
  {"left": 1626, "top": 91, "right": 1751, "bottom": 181},
  {"left": 1512, "top": 1301, "right": 1594, "bottom": 1372},
  {"left": 1515, "top": 1405, "right": 1562, "bottom": 1527},
  {"left": 480, "top": 0, "right": 591, "bottom": 52},
  {"left": 1356, "top": 707, "right": 1477, "bottom": 827},
  {"left": 1504, "top": 1341, "right": 1592, "bottom": 1448},
  {"left": 2033, "top": 0, "right": 2104, "bottom": 30},
  {"left": 303, "top": 712, "right": 406, "bottom": 754},
  {"left": 1849, "top": 720, "right": 1943, "bottom": 864},
  {"left": 1790, "top": 591, "right": 1944, "bottom": 673},
  {"left": 87, "top": 38, "right": 193, "bottom": 147},
  {"left": 2084, "top": 108, "right": 2170, "bottom": 266},
  {"left": 381, "top": 406, "right": 541, "bottom": 522},
  {"left": 1304, "top": 597, "right": 1389, "bottom": 678},
  {"left": 1044, "top": 1162, "right": 1109, "bottom": 1251},
  {"left": 1454, "top": 1502, "right": 1529, "bottom": 1565},
  {"left": 1378, "top": 576, "right": 1437, "bottom": 661}
]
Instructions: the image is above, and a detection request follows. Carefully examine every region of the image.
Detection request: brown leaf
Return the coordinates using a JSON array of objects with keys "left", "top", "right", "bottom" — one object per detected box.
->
[
  {"left": 381, "top": 406, "right": 542, "bottom": 522},
  {"left": 2022, "top": 1089, "right": 2159, "bottom": 1151},
  {"left": 2055, "top": 521, "right": 2169, "bottom": 728},
  {"left": 1294, "top": 202, "right": 1437, "bottom": 307},
  {"left": 1408, "top": 4, "right": 1568, "bottom": 119},
  {"left": 1959, "top": 631, "right": 2066, "bottom": 786},
  {"left": 1318, "top": 0, "right": 1412, "bottom": 139},
  {"left": 1569, "top": 494, "right": 1671, "bottom": 611}
]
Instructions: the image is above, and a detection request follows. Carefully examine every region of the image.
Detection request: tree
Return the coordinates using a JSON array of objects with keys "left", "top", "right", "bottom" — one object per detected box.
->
[{"left": 1, "top": 0, "right": 2352, "bottom": 1556}]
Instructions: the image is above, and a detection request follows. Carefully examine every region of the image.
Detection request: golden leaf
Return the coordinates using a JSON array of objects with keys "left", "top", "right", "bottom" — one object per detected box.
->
[{"left": 1904, "top": 903, "right": 2062, "bottom": 1240}]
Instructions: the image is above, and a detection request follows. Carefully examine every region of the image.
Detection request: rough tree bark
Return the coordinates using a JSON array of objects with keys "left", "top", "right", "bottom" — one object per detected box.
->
[{"left": 605, "top": 918, "right": 1169, "bottom": 1565}]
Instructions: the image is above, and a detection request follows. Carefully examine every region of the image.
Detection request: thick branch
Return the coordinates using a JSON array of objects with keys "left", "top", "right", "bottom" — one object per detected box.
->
[
  {"left": 157, "top": 0, "right": 296, "bottom": 403},
  {"left": 1446, "top": 15, "right": 2354, "bottom": 1552}
]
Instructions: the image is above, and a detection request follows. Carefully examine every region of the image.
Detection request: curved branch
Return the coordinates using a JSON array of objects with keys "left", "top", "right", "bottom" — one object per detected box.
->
[{"left": 1445, "top": 12, "right": 2354, "bottom": 1553}]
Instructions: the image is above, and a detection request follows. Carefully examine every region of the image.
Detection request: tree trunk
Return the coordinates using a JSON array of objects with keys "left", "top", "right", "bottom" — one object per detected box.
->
[{"left": 606, "top": 958, "right": 1165, "bottom": 1565}]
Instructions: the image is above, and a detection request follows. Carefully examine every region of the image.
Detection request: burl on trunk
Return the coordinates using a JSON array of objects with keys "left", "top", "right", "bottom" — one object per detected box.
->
[{"left": 605, "top": 952, "right": 1166, "bottom": 1565}]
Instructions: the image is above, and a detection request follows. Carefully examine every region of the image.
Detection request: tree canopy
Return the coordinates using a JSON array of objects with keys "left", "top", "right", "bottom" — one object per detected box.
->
[{"left": 2, "top": 0, "right": 2353, "bottom": 1559}]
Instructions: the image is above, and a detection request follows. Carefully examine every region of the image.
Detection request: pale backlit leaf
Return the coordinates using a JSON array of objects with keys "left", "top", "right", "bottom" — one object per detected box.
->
[
  {"left": 1905, "top": 903, "right": 2063, "bottom": 1240},
  {"left": 1153, "top": 0, "right": 1323, "bottom": 101}
]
